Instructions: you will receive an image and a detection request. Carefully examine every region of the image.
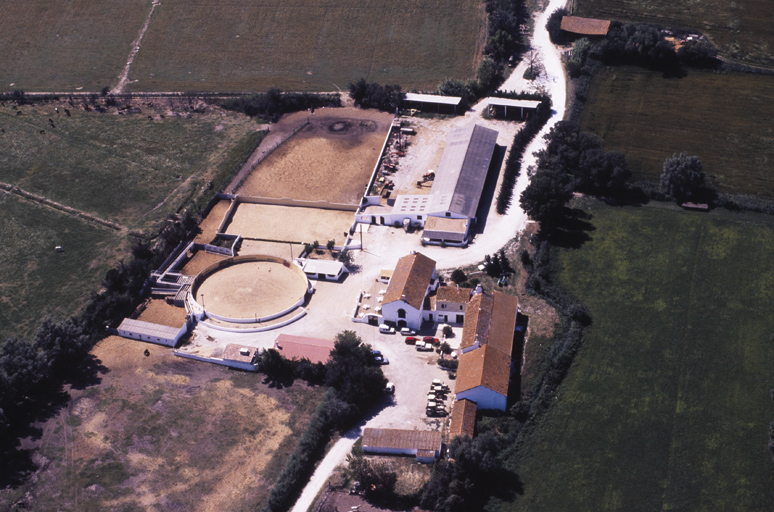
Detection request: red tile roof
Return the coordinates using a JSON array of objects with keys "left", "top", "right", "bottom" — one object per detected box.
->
[
  {"left": 383, "top": 252, "right": 436, "bottom": 310},
  {"left": 560, "top": 16, "right": 611, "bottom": 36},
  {"left": 436, "top": 286, "right": 473, "bottom": 304},
  {"left": 362, "top": 428, "right": 442, "bottom": 452},
  {"left": 449, "top": 399, "right": 477, "bottom": 439},
  {"left": 274, "top": 334, "right": 334, "bottom": 364},
  {"left": 459, "top": 291, "right": 518, "bottom": 357},
  {"left": 454, "top": 345, "right": 511, "bottom": 396}
]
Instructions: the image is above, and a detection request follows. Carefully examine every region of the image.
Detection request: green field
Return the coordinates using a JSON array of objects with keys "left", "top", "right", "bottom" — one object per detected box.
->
[
  {"left": 0, "top": 0, "right": 150, "bottom": 92},
  {"left": 507, "top": 201, "right": 774, "bottom": 511},
  {"left": 579, "top": 66, "right": 774, "bottom": 198},
  {"left": 575, "top": 0, "right": 774, "bottom": 67},
  {"left": 0, "top": 193, "right": 122, "bottom": 340},
  {"left": 0, "top": 101, "right": 261, "bottom": 229},
  {"left": 0, "top": 0, "right": 486, "bottom": 93}
]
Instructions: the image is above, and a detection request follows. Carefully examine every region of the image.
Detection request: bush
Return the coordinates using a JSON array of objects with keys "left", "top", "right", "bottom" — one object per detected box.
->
[
  {"left": 437, "top": 358, "right": 459, "bottom": 370},
  {"left": 349, "top": 78, "right": 405, "bottom": 112},
  {"left": 442, "top": 325, "right": 454, "bottom": 338},
  {"left": 220, "top": 89, "right": 340, "bottom": 122}
]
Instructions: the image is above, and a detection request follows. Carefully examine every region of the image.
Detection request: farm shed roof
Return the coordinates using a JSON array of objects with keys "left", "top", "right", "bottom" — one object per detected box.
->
[
  {"left": 393, "top": 194, "right": 434, "bottom": 214},
  {"left": 455, "top": 345, "right": 511, "bottom": 396},
  {"left": 486, "top": 98, "right": 541, "bottom": 109},
  {"left": 560, "top": 16, "right": 611, "bottom": 36},
  {"left": 460, "top": 291, "right": 519, "bottom": 357},
  {"left": 222, "top": 344, "right": 257, "bottom": 363},
  {"left": 430, "top": 124, "right": 499, "bottom": 219},
  {"left": 117, "top": 318, "right": 181, "bottom": 340},
  {"left": 301, "top": 259, "right": 346, "bottom": 275},
  {"left": 362, "top": 428, "right": 443, "bottom": 452},
  {"left": 449, "top": 398, "right": 477, "bottom": 438},
  {"left": 423, "top": 216, "right": 469, "bottom": 242},
  {"left": 383, "top": 252, "right": 436, "bottom": 310},
  {"left": 404, "top": 93, "right": 462, "bottom": 106},
  {"left": 274, "top": 333, "right": 334, "bottom": 364}
]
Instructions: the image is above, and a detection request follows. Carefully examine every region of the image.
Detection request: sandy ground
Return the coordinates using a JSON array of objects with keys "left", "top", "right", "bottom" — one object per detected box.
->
[
  {"left": 7, "top": 336, "right": 320, "bottom": 512},
  {"left": 195, "top": 199, "right": 231, "bottom": 243},
  {"left": 136, "top": 298, "right": 187, "bottom": 327},
  {"left": 194, "top": 260, "right": 307, "bottom": 319},
  {"left": 239, "top": 239, "right": 305, "bottom": 260},
  {"left": 178, "top": 249, "right": 228, "bottom": 276},
  {"left": 224, "top": 203, "right": 354, "bottom": 245},
  {"left": 236, "top": 108, "right": 392, "bottom": 205}
]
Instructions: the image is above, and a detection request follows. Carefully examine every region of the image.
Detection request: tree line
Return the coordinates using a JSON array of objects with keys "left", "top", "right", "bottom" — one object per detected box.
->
[{"left": 220, "top": 88, "right": 341, "bottom": 122}]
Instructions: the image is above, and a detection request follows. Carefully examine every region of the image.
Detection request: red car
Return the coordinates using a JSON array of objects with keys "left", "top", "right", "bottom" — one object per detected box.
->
[
  {"left": 404, "top": 336, "right": 418, "bottom": 345},
  {"left": 423, "top": 336, "right": 439, "bottom": 345}
]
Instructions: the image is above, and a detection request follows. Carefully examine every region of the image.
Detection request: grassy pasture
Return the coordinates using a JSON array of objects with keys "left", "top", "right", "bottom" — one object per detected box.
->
[
  {"left": 0, "top": 337, "right": 325, "bottom": 511},
  {"left": 507, "top": 201, "right": 774, "bottom": 511},
  {"left": 0, "top": 101, "right": 261, "bottom": 229},
  {"left": 127, "top": 0, "right": 487, "bottom": 92},
  {"left": 579, "top": 67, "right": 774, "bottom": 198},
  {"left": 0, "top": 193, "right": 122, "bottom": 341},
  {"left": 0, "top": 0, "right": 150, "bottom": 92},
  {"left": 575, "top": 0, "right": 774, "bottom": 67}
]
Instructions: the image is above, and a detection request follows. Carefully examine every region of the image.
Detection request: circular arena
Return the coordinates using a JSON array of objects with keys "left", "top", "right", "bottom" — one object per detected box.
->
[{"left": 190, "top": 255, "right": 310, "bottom": 323}]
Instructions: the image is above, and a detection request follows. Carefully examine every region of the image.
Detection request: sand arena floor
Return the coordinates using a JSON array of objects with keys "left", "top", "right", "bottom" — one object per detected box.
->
[{"left": 194, "top": 260, "right": 307, "bottom": 320}]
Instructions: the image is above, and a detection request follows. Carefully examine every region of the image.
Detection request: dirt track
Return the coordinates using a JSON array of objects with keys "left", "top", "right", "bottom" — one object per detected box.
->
[{"left": 224, "top": 203, "right": 354, "bottom": 245}]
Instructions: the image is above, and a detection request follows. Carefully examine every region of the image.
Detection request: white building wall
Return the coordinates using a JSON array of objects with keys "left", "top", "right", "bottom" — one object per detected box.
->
[
  {"left": 362, "top": 446, "right": 417, "bottom": 456},
  {"left": 381, "top": 301, "right": 422, "bottom": 330},
  {"left": 456, "top": 386, "right": 507, "bottom": 411}
]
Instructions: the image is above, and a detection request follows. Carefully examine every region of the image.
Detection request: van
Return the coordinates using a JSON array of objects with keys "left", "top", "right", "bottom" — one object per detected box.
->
[{"left": 379, "top": 324, "right": 395, "bottom": 334}]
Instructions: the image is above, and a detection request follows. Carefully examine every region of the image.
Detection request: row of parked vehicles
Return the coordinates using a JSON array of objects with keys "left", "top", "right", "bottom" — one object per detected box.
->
[{"left": 427, "top": 379, "right": 450, "bottom": 417}]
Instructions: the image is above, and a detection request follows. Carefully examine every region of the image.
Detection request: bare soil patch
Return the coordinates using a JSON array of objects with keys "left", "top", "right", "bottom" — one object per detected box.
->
[
  {"left": 3, "top": 336, "right": 324, "bottom": 512},
  {"left": 237, "top": 108, "right": 393, "bottom": 205},
  {"left": 178, "top": 249, "right": 228, "bottom": 276},
  {"left": 224, "top": 203, "right": 354, "bottom": 245},
  {"left": 194, "top": 260, "right": 308, "bottom": 319},
  {"left": 136, "top": 298, "right": 187, "bottom": 327}
]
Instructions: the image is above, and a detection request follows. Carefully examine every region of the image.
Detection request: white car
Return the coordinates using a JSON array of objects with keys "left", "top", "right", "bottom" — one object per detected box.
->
[
  {"left": 379, "top": 324, "right": 395, "bottom": 334},
  {"left": 416, "top": 342, "right": 434, "bottom": 351},
  {"left": 399, "top": 327, "right": 416, "bottom": 336}
]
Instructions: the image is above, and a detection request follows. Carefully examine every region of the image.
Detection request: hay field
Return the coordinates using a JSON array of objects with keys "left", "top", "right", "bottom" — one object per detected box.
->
[
  {"left": 579, "top": 67, "right": 774, "bottom": 198},
  {"left": 575, "top": 0, "right": 774, "bottom": 67},
  {"left": 0, "top": 0, "right": 148, "bottom": 92},
  {"left": 0, "top": 100, "right": 261, "bottom": 230},
  {"left": 238, "top": 111, "right": 392, "bottom": 205},
  {"left": 0, "top": 193, "right": 121, "bottom": 340},
  {"left": 127, "top": 0, "right": 487, "bottom": 92},
  {"left": 0, "top": 336, "right": 325, "bottom": 511},
  {"left": 509, "top": 201, "right": 774, "bottom": 511},
  {"left": 225, "top": 203, "right": 354, "bottom": 245}
]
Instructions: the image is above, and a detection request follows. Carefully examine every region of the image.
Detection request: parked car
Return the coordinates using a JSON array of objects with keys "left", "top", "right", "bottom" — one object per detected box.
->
[
  {"left": 399, "top": 327, "right": 416, "bottom": 336},
  {"left": 423, "top": 336, "right": 439, "bottom": 344},
  {"left": 372, "top": 350, "right": 389, "bottom": 365},
  {"left": 416, "top": 342, "right": 433, "bottom": 351},
  {"left": 385, "top": 382, "right": 395, "bottom": 394},
  {"left": 404, "top": 336, "right": 418, "bottom": 345},
  {"left": 379, "top": 324, "right": 395, "bottom": 334}
]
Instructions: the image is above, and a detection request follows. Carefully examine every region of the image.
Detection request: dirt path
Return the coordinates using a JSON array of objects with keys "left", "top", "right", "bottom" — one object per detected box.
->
[{"left": 113, "top": 0, "right": 161, "bottom": 93}]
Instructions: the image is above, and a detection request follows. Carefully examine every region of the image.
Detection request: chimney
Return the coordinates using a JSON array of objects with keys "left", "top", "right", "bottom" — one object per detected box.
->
[{"left": 401, "top": 294, "right": 406, "bottom": 300}]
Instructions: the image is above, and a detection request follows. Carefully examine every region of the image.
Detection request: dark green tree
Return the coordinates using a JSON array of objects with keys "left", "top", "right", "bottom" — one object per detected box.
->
[
  {"left": 519, "top": 168, "right": 573, "bottom": 228},
  {"left": 450, "top": 269, "right": 467, "bottom": 285},
  {"left": 660, "top": 152, "right": 706, "bottom": 202},
  {"left": 546, "top": 8, "right": 568, "bottom": 44}
]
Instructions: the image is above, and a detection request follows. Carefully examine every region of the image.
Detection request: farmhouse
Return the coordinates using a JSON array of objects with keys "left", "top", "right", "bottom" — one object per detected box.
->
[
  {"left": 560, "top": 16, "right": 611, "bottom": 37},
  {"left": 452, "top": 290, "right": 519, "bottom": 411},
  {"left": 273, "top": 333, "right": 335, "bottom": 364},
  {"left": 422, "top": 216, "right": 469, "bottom": 246},
  {"left": 381, "top": 252, "right": 438, "bottom": 329},
  {"left": 117, "top": 318, "right": 190, "bottom": 348},
  {"left": 454, "top": 345, "right": 511, "bottom": 411},
  {"left": 449, "top": 398, "right": 477, "bottom": 439},
  {"left": 362, "top": 428, "right": 443, "bottom": 462},
  {"left": 428, "top": 285, "right": 475, "bottom": 325}
]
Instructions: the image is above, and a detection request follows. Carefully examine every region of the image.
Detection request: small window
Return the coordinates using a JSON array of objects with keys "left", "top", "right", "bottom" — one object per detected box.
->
[
  {"left": 441, "top": 304, "right": 446, "bottom": 309},
  {"left": 445, "top": 212, "right": 451, "bottom": 217},
  {"left": 417, "top": 215, "right": 423, "bottom": 220},
  {"left": 460, "top": 305, "right": 463, "bottom": 310}
]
